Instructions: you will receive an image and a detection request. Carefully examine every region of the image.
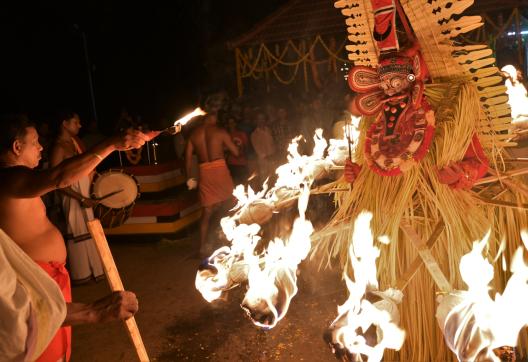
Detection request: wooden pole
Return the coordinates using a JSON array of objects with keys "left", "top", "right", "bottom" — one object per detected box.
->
[
  {"left": 475, "top": 167, "right": 528, "bottom": 186},
  {"left": 515, "top": 8, "right": 524, "bottom": 68},
  {"left": 400, "top": 221, "right": 452, "bottom": 293},
  {"left": 396, "top": 221, "right": 445, "bottom": 291},
  {"left": 235, "top": 48, "right": 244, "bottom": 97},
  {"left": 87, "top": 219, "right": 150, "bottom": 362}
]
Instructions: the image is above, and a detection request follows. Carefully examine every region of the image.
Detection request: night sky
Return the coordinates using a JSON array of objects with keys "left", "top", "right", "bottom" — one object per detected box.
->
[{"left": 0, "top": 1, "right": 287, "bottom": 129}]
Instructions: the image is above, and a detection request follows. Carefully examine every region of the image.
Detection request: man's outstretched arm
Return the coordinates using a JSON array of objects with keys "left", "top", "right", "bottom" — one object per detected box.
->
[{"left": 0, "top": 130, "right": 151, "bottom": 199}]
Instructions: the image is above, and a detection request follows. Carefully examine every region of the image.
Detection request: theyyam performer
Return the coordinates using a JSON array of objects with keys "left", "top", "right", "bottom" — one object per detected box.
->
[
  {"left": 194, "top": 0, "right": 528, "bottom": 361},
  {"left": 311, "top": 0, "right": 528, "bottom": 360}
]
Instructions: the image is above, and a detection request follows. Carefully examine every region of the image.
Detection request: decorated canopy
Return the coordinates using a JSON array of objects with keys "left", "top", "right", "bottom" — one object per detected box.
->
[
  {"left": 228, "top": 0, "right": 348, "bottom": 95},
  {"left": 229, "top": 0, "right": 528, "bottom": 96}
]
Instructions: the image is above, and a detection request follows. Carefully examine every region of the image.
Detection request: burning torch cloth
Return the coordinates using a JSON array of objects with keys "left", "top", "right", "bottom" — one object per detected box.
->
[{"left": 198, "top": 159, "right": 234, "bottom": 207}]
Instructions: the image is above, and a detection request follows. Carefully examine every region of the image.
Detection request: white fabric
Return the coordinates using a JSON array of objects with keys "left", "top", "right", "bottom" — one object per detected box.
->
[
  {"left": 505, "top": 78, "right": 528, "bottom": 122},
  {"left": 61, "top": 176, "right": 103, "bottom": 281},
  {"left": 436, "top": 291, "right": 495, "bottom": 361},
  {"left": 0, "top": 229, "right": 66, "bottom": 361}
]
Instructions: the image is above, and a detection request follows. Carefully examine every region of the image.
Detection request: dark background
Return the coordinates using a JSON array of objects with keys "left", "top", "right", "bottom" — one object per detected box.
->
[{"left": 0, "top": 1, "right": 287, "bottom": 130}]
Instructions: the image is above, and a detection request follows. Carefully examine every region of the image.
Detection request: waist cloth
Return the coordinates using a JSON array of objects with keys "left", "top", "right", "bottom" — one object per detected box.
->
[
  {"left": 35, "top": 261, "right": 72, "bottom": 362},
  {"left": 199, "top": 159, "right": 234, "bottom": 207}
]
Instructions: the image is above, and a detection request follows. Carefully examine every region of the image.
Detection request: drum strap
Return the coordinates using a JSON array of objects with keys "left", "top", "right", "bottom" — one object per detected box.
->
[{"left": 71, "top": 137, "right": 84, "bottom": 155}]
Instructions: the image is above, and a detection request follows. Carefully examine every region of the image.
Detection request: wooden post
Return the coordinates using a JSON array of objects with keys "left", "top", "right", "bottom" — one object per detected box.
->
[
  {"left": 87, "top": 219, "right": 149, "bottom": 362},
  {"left": 396, "top": 221, "right": 445, "bottom": 291},
  {"left": 235, "top": 48, "right": 244, "bottom": 97},
  {"left": 515, "top": 8, "right": 524, "bottom": 68},
  {"left": 400, "top": 221, "right": 452, "bottom": 293}
]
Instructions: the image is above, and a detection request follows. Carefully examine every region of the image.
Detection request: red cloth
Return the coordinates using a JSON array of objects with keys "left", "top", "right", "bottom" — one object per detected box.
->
[
  {"left": 344, "top": 159, "right": 362, "bottom": 183},
  {"left": 371, "top": 0, "right": 398, "bottom": 52},
  {"left": 199, "top": 159, "right": 234, "bottom": 207},
  {"left": 35, "top": 261, "right": 72, "bottom": 362},
  {"left": 437, "top": 135, "right": 489, "bottom": 189},
  {"left": 464, "top": 134, "right": 489, "bottom": 179},
  {"left": 72, "top": 136, "right": 86, "bottom": 154},
  {"left": 228, "top": 130, "right": 248, "bottom": 166}
]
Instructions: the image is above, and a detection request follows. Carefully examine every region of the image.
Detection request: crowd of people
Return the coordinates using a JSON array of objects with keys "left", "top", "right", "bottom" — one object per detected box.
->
[{"left": 190, "top": 91, "right": 353, "bottom": 187}]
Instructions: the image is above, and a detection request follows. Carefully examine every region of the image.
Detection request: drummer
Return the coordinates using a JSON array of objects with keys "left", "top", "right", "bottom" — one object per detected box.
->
[
  {"left": 50, "top": 112, "right": 104, "bottom": 285},
  {"left": 0, "top": 113, "right": 151, "bottom": 362}
]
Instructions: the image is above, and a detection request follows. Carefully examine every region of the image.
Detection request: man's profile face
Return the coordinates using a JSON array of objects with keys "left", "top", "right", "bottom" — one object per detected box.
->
[
  {"left": 63, "top": 114, "right": 82, "bottom": 136},
  {"left": 17, "top": 127, "right": 43, "bottom": 168}
]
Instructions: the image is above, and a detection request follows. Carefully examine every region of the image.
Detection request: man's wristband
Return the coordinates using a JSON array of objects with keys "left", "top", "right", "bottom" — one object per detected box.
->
[{"left": 93, "top": 152, "right": 104, "bottom": 161}]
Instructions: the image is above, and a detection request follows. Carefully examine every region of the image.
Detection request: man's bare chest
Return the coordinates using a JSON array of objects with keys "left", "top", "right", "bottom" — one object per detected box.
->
[{"left": 60, "top": 142, "right": 78, "bottom": 158}]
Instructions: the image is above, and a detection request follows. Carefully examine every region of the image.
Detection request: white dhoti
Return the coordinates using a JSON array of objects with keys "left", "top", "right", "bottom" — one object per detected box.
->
[
  {"left": 61, "top": 175, "right": 104, "bottom": 281},
  {"left": 0, "top": 229, "right": 66, "bottom": 361}
]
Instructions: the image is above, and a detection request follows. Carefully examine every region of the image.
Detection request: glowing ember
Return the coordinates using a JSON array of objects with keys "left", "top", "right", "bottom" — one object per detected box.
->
[
  {"left": 325, "top": 211, "right": 405, "bottom": 362},
  {"left": 436, "top": 230, "right": 528, "bottom": 361},
  {"left": 174, "top": 107, "right": 206, "bottom": 126}
]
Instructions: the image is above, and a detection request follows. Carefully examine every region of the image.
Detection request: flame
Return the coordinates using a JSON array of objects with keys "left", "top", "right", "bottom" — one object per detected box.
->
[
  {"left": 501, "top": 65, "right": 528, "bottom": 124},
  {"left": 174, "top": 107, "right": 206, "bottom": 126},
  {"left": 327, "top": 116, "right": 361, "bottom": 164},
  {"left": 195, "top": 129, "right": 335, "bottom": 329},
  {"left": 241, "top": 187, "right": 313, "bottom": 328},
  {"left": 326, "top": 212, "right": 405, "bottom": 362},
  {"left": 436, "top": 229, "right": 528, "bottom": 360}
]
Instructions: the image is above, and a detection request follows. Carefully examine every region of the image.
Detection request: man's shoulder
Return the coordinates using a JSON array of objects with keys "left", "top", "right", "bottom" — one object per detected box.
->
[
  {"left": 210, "top": 126, "right": 229, "bottom": 136},
  {"left": 0, "top": 166, "right": 34, "bottom": 191},
  {"left": 52, "top": 139, "right": 70, "bottom": 148},
  {"left": 0, "top": 166, "right": 36, "bottom": 182},
  {"left": 50, "top": 141, "right": 69, "bottom": 155},
  {"left": 190, "top": 124, "right": 206, "bottom": 136},
  {"left": 0, "top": 165, "right": 33, "bottom": 175}
]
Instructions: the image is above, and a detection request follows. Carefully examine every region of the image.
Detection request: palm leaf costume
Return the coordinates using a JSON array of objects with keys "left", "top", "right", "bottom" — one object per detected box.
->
[{"left": 313, "top": 0, "right": 528, "bottom": 360}]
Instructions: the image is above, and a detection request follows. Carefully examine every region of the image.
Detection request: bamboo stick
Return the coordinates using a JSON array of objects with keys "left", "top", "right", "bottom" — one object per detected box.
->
[
  {"left": 487, "top": 168, "right": 528, "bottom": 198},
  {"left": 474, "top": 194, "right": 528, "bottom": 211},
  {"left": 400, "top": 222, "right": 452, "bottom": 293},
  {"left": 272, "top": 184, "right": 348, "bottom": 210},
  {"left": 503, "top": 158, "right": 528, "bottom": 163},
  {"left": 87, "top": 219, "right": 149, "bottom": 362},
  {"left": 396, "top": 221, "right": 445, "bottom": 291},
  {"left": 475, "top": 167, "right": 528, "bottom": 185}
]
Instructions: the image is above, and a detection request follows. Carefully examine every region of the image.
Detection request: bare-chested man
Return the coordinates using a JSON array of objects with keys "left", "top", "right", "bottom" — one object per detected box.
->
[
  {"left": 0, "top": 114, "right": 151, "bottom": 362},
  {"left": 50, "top": 112, "right": 104, "bottom": 284},
  {"left": 185, "top": 112, "right": 239, "bottom": 256}
]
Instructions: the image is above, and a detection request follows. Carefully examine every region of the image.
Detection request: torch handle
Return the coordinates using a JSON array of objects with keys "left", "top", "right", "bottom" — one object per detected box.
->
[{"left": 87, "top": 219, "right": 150, "bottom": 362}]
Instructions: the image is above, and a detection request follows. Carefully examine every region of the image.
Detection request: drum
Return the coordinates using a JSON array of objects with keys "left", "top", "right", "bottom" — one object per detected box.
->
[{"left": 91, "top": 170, "right": 140, "bottom": 228}]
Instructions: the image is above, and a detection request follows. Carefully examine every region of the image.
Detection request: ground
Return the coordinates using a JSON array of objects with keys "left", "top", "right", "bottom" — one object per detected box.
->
[{"left": 71, "top": 231, "right": 346, "bottom": 362}]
